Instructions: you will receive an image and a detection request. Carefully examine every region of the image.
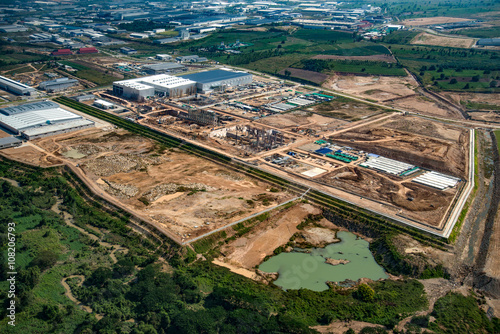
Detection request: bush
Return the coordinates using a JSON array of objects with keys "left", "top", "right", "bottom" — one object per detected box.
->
[{"left": 357, "top": 284, "right": 375, "bottom": 302}]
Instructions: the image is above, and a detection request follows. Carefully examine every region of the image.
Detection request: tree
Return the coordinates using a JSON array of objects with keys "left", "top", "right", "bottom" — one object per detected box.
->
[
  {"left": 30, "top": 250, "right": 58, "bottom": 271},
  {"left": 357, "top": 284, "right": 375, "bottom": 302},
  {"left": 284, "top": 70, "right": 291, "bottom": 77},
  {"left": 464, "top": 83, "right": 470, "bottom": 89},
  {"left": 449, "top": 78, "right": 457, "bottom": 84},
  {"left": 490, "top": 80, "right": 497, "bottom": 88},
  {"left": 471, "top": 75, "right": 480, "bottom": 82},
  {"left": 87, "top": 267, "right": 112, "bottom": 287}
]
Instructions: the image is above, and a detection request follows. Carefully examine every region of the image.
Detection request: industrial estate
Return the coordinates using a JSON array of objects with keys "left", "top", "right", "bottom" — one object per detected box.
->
[{"left": 0, "top": 0, "right": 499, "bottom": 333}]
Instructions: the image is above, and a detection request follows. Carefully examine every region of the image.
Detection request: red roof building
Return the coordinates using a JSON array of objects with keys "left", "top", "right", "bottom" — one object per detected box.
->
[
  {"left": 78, "top": 47, "right": 98, "bottom": 54},
  {"left": 52, "top": 49, "right": 73, "bottom": 56}
]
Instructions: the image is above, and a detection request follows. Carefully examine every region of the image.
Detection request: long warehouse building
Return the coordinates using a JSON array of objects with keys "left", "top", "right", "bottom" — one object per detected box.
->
[
  {"left": 0, "top": 101, "right": 94, "bottom": 140},
  {"left": 113, "top": 74, "right": 196, "bottom": 101},
  {"left": 0, "top": 75, "right": 36, "bottom": 96},
  {"left": 180, "top": 69, "right": 252, "bottom": 93}
]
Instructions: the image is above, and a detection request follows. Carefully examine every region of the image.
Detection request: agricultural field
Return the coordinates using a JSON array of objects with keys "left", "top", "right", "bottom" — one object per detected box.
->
[
  {"left": 411, "top": 32, "right": 476, "bottom": 49},
  {"left": 453, "top": 27, "right": 500, "bottom": 39},
  {"left": 58, "top": 60, "right": 124, "bottom": 86},
  {"left": 387, "top": 44, "right": 500, "bottom": 92}
]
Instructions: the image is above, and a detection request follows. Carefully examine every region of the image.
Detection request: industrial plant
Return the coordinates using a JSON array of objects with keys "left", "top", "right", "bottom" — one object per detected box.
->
[{"left": 0, "top": 101, "right": 94, "bottom": 140}]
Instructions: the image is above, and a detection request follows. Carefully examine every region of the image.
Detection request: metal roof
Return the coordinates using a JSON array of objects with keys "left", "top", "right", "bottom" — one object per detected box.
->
[
  {"left": 143, "top": 63, "right": 185, "bottom": 70},
  {"left": 22, "top": 119, "right": 94, "bottom": 138},
  {"left": 0, "top": 137, "right": 22, "bottom": 146},
  {"left": 181, "top": 70, "right": 251, "bottom": 84},
  {"left": 0, "top": 101, "right": 59, "bottom": 116},
  {"left": 0, "top": 106, "right": 82, "bottom": 131}
]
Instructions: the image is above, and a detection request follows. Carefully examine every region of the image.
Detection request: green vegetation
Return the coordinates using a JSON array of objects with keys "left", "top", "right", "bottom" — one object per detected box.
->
[
  {"left": 0, "top": 158, "right": 434, "bottom": 333},
  {"left": 377, "top": 0, "right": 500, "bottom": 18},
  {"left": 387, "top": 45, "right": 500, "bottom": 92},
  {"left": 429, "top": 293, "right": 500, "bottom": 333},
  {"left": 461, "top": 100, "right": 500, "bottom": 111},
  {"left": 453, "top": 28, "right": 500, "bottom": 39},
  {"left": 296, "top": 59, "right": 406, "bottom": 76},
  {"left": 57, "top": 61, "right": 116, "bottom": 86}
]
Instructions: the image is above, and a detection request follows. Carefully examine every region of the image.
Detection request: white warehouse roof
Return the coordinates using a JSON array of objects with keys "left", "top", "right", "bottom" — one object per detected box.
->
[
  {"left": 0, "top": 107, "right": 82, "bottom": 132},
  {"left": 114, "top": 74, "right": 195, "bottom": 90}
]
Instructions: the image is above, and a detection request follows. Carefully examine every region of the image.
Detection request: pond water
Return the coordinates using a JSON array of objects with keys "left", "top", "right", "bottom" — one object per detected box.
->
[{"left": 259, "top": 231, "right": 387, "bottom": 291}]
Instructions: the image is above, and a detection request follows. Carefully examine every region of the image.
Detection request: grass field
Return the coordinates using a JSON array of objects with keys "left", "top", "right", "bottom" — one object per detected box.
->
[
  {"left": 58, "top": 60, "right": 116, "bottom": 86},
  {"left": 453, "top": 28, "right": 500, "bottom": 39},
  {"left": 295, "top": 58, "right": 407, "bottom": 76}
]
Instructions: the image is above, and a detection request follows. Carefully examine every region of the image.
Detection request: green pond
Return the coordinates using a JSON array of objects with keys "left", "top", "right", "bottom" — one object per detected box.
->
[{"left": 259, "top": 231, "right": 387, "bottom": 291}]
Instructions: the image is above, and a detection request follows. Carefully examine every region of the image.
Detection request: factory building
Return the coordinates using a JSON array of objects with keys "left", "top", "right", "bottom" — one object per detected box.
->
[
  {"left": 156, "top": 54, "right": 172, "bottom": 61},
  {"left": 0, "top": 137, "right": 22, "bottom": 150},
  {"left": 142, "top": 63, "right": 186, "bottom": 74},
  {"left": 120, "top": 47, "right": 137, "bottom": 55},
  {"left": 477, "top": 38, "right": 500, "bottom": 47},
  {"left": 0, "top": 25, "right": 28, "bottom": 33},
  {"left": 0, "top": 101, "right": 94, "bottom": 140},
  {"left": 0, "top": 75, "right": 36, "bottom": 96},
  {"left": 93, "top": 99, "right": 115, "bottom": 110},
  {"left": 39, "top": 77, "right": 79, "bottom": 92},
  {"left": 74, "top": 94, "right": 95, "bottom": 102},
  {"left": 180, "top": 69, "right": 252, "bottom": 93},
  {"left": 179, "top": 109, "right": 219, "bottom": 126},
  {"left": 52, "top": 49, "right": 73, "bottom": 56},
  {"left": 113, "top": 75, "right": 196, "bottom": 101}
]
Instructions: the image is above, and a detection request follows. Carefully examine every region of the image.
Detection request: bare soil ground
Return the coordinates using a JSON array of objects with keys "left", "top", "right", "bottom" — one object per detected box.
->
[
  {"left": 330, "top": 115, "right": 469, "bottom": 178},
  {"left": 390, "top": 95, "right": 464, "bottom": 119},
  {"left": 220, "top": 203, "right": 321, "bottom": 269},
  {"left": 402, "top": 17, "right": 471, "bottom": 26},
  {"left": 445, "top": 92, "right": 500, "bottom": 122},
  {"left": 318, "top": 166, "right": 455, "bottom": 226},
  {"left": 307, "top": 97, "right": 384, "bottom": 121},
  {"left": 313, "top": 321, "right": 386, "bottom": 334},
  {"left": 411, "top": 32, "right": 476, "bottom": 48},
  {"left": 467, "top": 111, "right": 500, "bottom": 123},
  {"left": 1, "top": 145, "right": 62, "bottom": 166},
  {"left": 312, "top": 54, "right": 396, "bottom": 63},
  {"left": 13, "top": 127, "right": 292, "bottom": 240},
  {"left": 256, "top": 110, "right": 347, "bottom": 132},
  {"left": 278, "top": 68, "right": 329, "bottom": 84},
  {"left": 325, "top": 74, "right": 419, "bottom": 102},
  {"left": 0, "top": 129, "right": 10, "bottom": 138}
]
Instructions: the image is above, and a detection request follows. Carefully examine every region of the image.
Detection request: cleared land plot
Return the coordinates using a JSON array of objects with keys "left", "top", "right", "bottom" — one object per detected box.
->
[
  {"left": 317, "top": 166, "right": 455, "bottom": 227},
  {"left": 326, "top": 74, "right": 419, "bottom": 102},
  {"left": 0, "top": 129, "right": 11, "bottom": 138},
  {"left": 29, "top": 128, "right": 292, "bottom": 240},
  {"left": 402, "top": 17, "right": 471, "bottom": 26},
  {"left": 312, "top": 54, "right": 396, "bottom": 63},
  {"left": 307, "top": 96, "right": 384, "bottom": 121},
  {"left": 278, "top": 68, "right": 328, "bottom": 84},
  {"left": 330, "top": 115, "right": 469, "bottom": 178},
  {"left": 389, "top": 95, "right": 463, "bottom": 119},
  {"left": 220, "top": 202, "right": 322, "bottom": 269},
  {"left": 411, "top": 32, "right": 476, "bottom": 49},
  {"left": 256, "top": 110, "right": 347, "bottom": 132}
]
